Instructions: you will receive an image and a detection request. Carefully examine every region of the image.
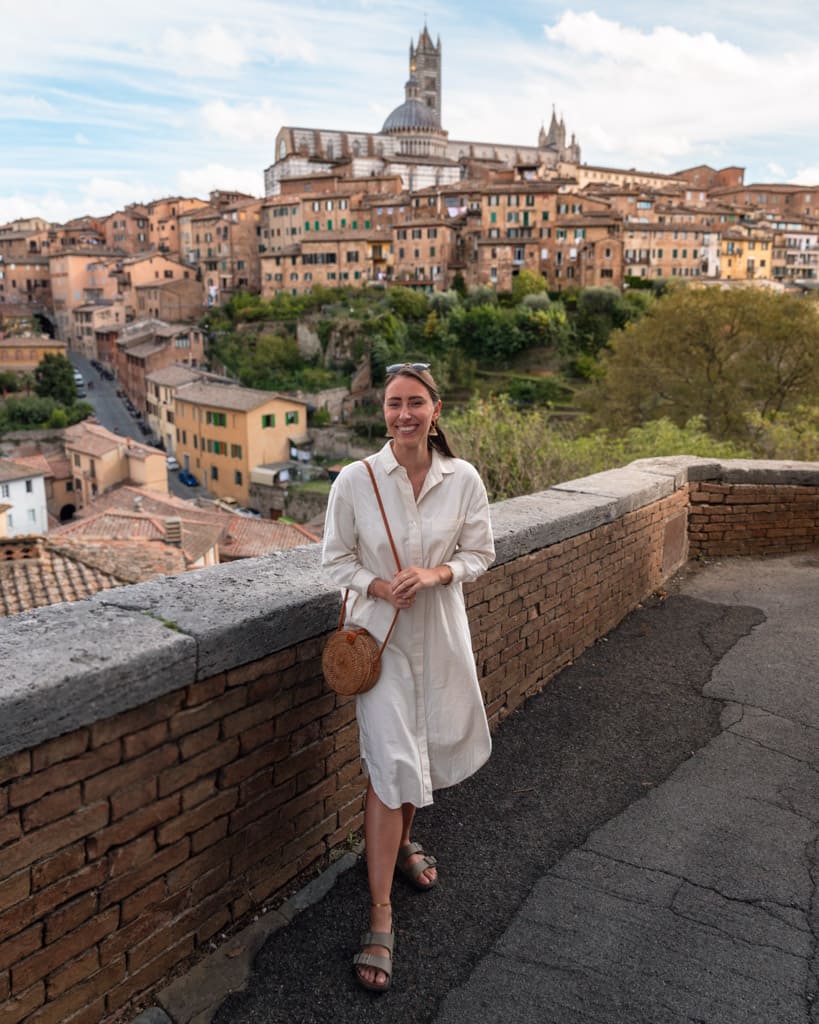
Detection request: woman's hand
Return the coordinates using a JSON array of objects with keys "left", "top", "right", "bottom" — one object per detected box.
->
[{"left": 390, "top": 565, "right": 452, "bottom": 601}]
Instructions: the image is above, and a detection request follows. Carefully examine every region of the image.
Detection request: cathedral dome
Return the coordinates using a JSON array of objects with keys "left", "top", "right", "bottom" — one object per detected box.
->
[{"left": 382, "top": 98, "right": 439, "bottom": 133}]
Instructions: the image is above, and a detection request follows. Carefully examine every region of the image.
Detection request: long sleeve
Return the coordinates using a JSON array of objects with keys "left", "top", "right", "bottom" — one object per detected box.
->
[
  {"left": 444, "top": 468, "right": 495, "bottom": 585},
  {"left": 321, "top": 472, "right": 378, "bottom": 597}
]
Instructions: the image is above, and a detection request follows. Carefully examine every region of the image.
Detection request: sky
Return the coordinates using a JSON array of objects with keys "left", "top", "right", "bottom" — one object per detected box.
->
[{"left": 3, "top": 1, "right": 819, "bottom": 225}]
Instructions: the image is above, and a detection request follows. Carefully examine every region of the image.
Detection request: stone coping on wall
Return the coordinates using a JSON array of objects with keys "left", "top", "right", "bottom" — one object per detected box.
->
[{"left": 1, "top": 456, "right": 817, "bottom": 761}]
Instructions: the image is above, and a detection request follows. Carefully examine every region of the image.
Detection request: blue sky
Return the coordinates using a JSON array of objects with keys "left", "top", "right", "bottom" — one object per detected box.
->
[{"left": 3, "top": 1, "right": 819, "bottom": 224}]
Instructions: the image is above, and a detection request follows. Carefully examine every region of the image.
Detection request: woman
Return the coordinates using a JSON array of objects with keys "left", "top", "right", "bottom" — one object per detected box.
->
[{"left": 322, "top": 363, "right": 495, "bottom": 992}]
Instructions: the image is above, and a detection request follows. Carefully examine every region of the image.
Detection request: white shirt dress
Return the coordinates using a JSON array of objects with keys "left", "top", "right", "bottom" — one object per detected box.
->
[{"left": 322, "top": 442, "right": 495, "bottom": 809}]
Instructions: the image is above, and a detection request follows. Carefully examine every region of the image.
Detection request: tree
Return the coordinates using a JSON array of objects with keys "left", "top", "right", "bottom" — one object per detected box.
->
[
  {"left": 446, "top": 395, "right": 749, "bottom": 503},
  {"left": 583, "top": 287, "right": 819, "bottom": 441},
  {"left": 511, "top": 268, "right": 549, "bottom": 304},
  {"left": 0, "top": 371, "right": 19, "bottom": 396},
  {"left": 34, "top": 354, "right": 76, "bottom": 406}
]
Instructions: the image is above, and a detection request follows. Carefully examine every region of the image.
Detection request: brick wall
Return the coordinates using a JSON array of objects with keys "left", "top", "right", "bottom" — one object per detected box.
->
[
  {"left": 0, "top": 458, "right": 817, "bottom": 1022},
  {"left": 689, "top": 482, "right": 819, "bottom": 556}
]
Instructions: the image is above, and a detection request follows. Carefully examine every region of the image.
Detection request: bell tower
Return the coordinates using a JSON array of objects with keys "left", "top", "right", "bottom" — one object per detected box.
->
[{"left": 409, "top": 23, "right": 442, "bottom": 128}]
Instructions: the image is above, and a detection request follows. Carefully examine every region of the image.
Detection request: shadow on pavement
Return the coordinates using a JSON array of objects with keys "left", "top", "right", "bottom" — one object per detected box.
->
[{"left": 213, "top": 591, "right": 763, "bottom": 1024}]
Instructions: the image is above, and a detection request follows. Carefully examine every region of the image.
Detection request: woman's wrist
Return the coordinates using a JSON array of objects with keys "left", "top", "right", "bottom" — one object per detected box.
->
[{"left": 438, "top": 565, "right": 453, "bottom": 586}]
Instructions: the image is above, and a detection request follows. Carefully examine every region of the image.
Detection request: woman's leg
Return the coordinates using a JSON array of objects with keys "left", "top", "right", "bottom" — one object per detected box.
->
[
  {"left": 399, "top": 803, "right": 437, "bottom": 887},
  {"left": 359, "top": 781, "right": 402, "bottom": 988}
]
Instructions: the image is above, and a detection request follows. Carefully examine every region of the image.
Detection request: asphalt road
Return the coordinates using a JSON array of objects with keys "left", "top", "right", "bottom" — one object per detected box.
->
[
  {"left": 209, "top": 565, "right": 769, "bottom": 1024},
  {"left": 68, "top": 352, "right": 210, "bottom": 501}
]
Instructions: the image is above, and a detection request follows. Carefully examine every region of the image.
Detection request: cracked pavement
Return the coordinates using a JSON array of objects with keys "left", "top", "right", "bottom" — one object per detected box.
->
[
  {"left": 434, "top": 553, "right": 819, "bottom": 1024},
  {"left": 185, "top": 553, "right": 818, "bottom": 1024}
]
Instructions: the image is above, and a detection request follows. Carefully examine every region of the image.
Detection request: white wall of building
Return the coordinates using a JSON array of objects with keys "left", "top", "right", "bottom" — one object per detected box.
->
[{"left": 0, "top": 472, "right": 48, "bottom": 537}]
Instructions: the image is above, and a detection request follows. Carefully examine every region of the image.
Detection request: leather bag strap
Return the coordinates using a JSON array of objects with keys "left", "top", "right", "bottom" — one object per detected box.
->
[{"left": 336, "top": 460, "right": 401, "bottom": 654}]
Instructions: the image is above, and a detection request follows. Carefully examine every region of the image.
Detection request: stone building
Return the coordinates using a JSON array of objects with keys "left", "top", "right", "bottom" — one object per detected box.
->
[{"left": 264, "top": 25, "right": 582, "bottom": 197}]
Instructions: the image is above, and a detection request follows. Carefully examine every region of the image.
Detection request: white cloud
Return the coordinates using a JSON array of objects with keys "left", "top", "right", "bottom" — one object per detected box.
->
[
  {"left": 767, "top": 162, "right": 786, "bottom": 178},
  {"left": 177, "top": 163, "right": 262, "bottom": 199},
  {"left": 200, "top": 98, "right": 286, "bottom": 144},
  {"left": 0, "top": 96, "right": 57, "bottom": 119},
  {"left": 74, "top": 132, "right": 91, "bottom": 145},
  {"left": 534, "top": 10, "right": 819, "bottom": 172},
  {"left": 159, "top": 24, "right": 248, "bottom": 72},
  {"left": 792, "top": 166, "right": 819, "bottom": 186}
]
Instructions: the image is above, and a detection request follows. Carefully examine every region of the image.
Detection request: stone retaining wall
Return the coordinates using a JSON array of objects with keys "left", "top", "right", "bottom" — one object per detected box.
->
[{"left": 0, "top": 456, "right": 817, "bottom": 1023}]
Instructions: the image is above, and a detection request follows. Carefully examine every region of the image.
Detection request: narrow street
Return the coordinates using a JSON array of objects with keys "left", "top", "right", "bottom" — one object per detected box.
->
[{"left": 67, "top": 352, "right": 211, "bottom": 501}]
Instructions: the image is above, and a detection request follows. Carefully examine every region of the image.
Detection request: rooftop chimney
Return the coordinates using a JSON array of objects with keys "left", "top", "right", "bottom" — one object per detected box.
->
[{"left": 164, "top": 517, "right": 182, "bottom": 546}]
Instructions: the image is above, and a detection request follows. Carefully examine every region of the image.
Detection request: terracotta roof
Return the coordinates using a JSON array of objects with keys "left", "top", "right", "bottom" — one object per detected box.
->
[
  {"left": 62, "top": 420, "right": 162, "bottom": 459},
  {"left": 0, "top": 535, "right": 128, "bottom": 618},
  {"left": 9, "top": 454, "right": 55, "bottom": 479},
  {"left": 175, "top": 381, "right": 301, "bottom": 412},
  {"left": 218, "top": 516, "right": 319, "bottom": 558},
  {"left": 47, "top": 535, "right": 188, "bottom": 583},
  {"left": 64, "top": 486, "right": 317, "bottom": 558},
  {"left": 0, "top": 458, "right": 47, "bottom": 483},
  {"left": 53, "top": 505, "right": 222, "bottom": 567},
  {"left": 146, "top": 365, "right": 205, "bottom": 386}
]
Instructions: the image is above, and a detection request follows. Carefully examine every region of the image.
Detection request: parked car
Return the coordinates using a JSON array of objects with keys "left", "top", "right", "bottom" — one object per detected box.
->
[
  {"left": 236, "top": 507, "right": 262, "bottom": 519},
  {"left": 178, "top": 469, "right": 199, "bottom": 487},
  {"left": 166, "top": 456, "right": 180, "bottom": 471}
]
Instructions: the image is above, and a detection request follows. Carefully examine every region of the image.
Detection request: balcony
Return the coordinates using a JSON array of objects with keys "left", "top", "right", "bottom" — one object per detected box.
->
[{"left": 0, "top": 457, "right": 817, "bottom": 1021}]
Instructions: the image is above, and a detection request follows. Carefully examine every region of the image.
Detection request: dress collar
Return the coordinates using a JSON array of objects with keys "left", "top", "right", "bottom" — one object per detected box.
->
[{"left": 374, "top": 441, "right": 454, "bottom": 484}]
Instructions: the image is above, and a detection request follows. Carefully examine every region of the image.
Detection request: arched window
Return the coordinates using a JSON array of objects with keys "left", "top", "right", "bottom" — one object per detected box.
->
[{"left": 279, "top": 139, "right": 286, "bottom": 159}]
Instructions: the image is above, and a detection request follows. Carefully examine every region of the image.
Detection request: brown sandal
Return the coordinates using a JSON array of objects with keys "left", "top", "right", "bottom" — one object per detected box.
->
[
  {"left": 353, "top": 927, "right": 394, "bottom": 992},
  {"left": 396, "top": 841, "right": 438, "bottom": 891}
]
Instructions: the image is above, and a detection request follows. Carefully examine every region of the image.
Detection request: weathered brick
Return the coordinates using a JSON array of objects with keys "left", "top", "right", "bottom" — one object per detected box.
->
[
  {"left": 0, "top": 922, "right": 43, "bottom": 973},
  {"left": 99, "top": 839, "right": 189, "bottom": 908},
  {"left": 157, "top": 738, "right": 239, "bottom": 798},
  {"left": 25, "top": 960, "right": 124, "bottom": 1024},
  {"left": 179, "top": 723, "right": 220, "bottom": 760},
  {"left": 107, "top": 833, "right": 157, "bottom": 878},
  {"left": 110, "top": 777, "right": 157, "bottom": 821},
  {"left": 180, "top": 775, "right": 218, "bottom": 811},
  {"left": 86, "top": 793, "right": 180, "bottom": 859},
  {"left": 30, "top": 844, "right": 84, "bottom": 893},
  {"left": 31, "top": 731, "right": 90, "bottom": 773},
  {"left": 0, "top": 871, "right": 29, "bottom": 916},
  {"left": 185, "top": 673, "right": 226, "bottom": 707},
  {"left": 45, "top": 947, "right": 99, "bottom": 998},
  {"left": 10, "top": 909, "right": 118, "bottom": 993},
  {"left": 0, "top": 752, "right": 31, "bottom": 787},
  {"left": 22, "top": 785, "right": 82, "bottom": 832},
  {"left": 119, "top": 879, "right": 165, "bottom": 925},
  {"left": 274, "top": 738, "right": 332, "bottom": 786},
  {"left": 82, "top": 744, "right": 179, "bottom": 803},
  {"left": 1, "top": 803, "right": 109, "bottom": 879},
  {"left": 229, "top": 780, "right": 295, "bottom": 835},
  {"left": 165, "top": 837, "right": 240, "bottom": 896},
  {"left": 44, "top": 891, "right": 97, "bottom": 943},
  {"left": 31, "top": 862, "right": 106, "bottom": 922},
  {"left": 122, "top": 720, "right": 169, "bottom": 760},
  {"left": 0, "top": 812, "right": 22, "bottom": 850},
  {"left": 169, "top": 687, "right": 247, "bottom": 739},
  {"left": 156, "top": 790, "right": 238, "bottom": 847},
  {"left": 0, "top": 900, "right": 39, "bottom": 954},
  {"left": 0, "top": 980, "right": 44, "bottom": 1024},
  {"left": 227, "top": 646, "right": 296, "bottom": 689},
  {"left": 217, "top": 738, "right": 289, "bottom": 789},
  {"left": 106, "top": 935, "right": 192, "bottom": 1009},
  {"left": 90, "top": 692, "right": 184, "bottom": 748},
  {"left": 8, "top": 743, "right": 120, "bottom": 808},
  {"left": 191, "top": 816, "right": 230, "bottom": 855}
]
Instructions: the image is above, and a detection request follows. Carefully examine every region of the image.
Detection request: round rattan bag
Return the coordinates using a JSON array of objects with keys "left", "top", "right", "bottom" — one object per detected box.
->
[{"left": 322, "top": 626, "right": 382, "bottom": 696}]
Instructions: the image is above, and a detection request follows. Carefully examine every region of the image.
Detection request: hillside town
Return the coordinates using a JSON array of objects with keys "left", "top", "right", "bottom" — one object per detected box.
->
[{"left": 2, "top": 24, "right": 818, "bottom": 616}]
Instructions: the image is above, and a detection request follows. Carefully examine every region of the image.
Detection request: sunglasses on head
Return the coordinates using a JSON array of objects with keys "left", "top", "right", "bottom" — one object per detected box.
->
[{"left": 386, "top": 362, "right": 431, "bottom": 374}]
